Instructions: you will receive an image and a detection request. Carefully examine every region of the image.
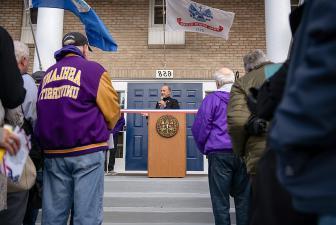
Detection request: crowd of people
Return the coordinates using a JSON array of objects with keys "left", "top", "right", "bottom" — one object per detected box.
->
[
  {"left": 192, "top": 1, "right": 336, "bottom": 225},
  {"left": 0, "top": 28, "right": 121, "bottom": 225},
  {"left": 1, "top": 1, "right": 336, "bottom": 225}
]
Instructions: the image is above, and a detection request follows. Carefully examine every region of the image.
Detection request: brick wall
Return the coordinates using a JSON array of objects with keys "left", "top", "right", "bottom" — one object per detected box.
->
[
  {"left": 0, "top": 0, "right": 266, "bottom": 79},
  {"left": 0, "top": 0, "right": 23, "bottom": 40}
]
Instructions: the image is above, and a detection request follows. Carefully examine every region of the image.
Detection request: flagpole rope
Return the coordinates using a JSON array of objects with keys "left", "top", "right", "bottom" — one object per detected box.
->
[
  {"left": 26, "top": 7, "right": 43, "bottom": 71},
  {"left": 163, "top": 0, "right": 167, "bottom": 69}
]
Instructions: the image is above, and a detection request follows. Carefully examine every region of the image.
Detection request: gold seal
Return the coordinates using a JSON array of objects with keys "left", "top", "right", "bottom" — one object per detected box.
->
[{"left": 156, "top": 115, "right": 179, "bottom": 138}]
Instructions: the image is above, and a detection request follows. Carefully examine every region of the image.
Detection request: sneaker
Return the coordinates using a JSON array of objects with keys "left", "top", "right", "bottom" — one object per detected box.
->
[{"left": 108, "top": 171, "right": 118, "bottom": 176}]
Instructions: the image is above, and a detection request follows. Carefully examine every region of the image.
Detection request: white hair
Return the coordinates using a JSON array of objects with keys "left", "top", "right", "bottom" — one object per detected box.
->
[
  {"left": 13, "top": 41, "right": 29, "bottom": 63},
  {"left": 243, "top": 49, "right": 267, "bottom": 73},
  {"left": 213, "top": 68, "right": 235, "bottom": 88}
]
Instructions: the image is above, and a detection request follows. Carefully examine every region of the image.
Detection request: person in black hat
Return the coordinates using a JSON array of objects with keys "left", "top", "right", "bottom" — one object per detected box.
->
[
  {"left": 36, "top": 31, "right": 120, "bottom": 225},
  {"left": 62, "top": 32, "right": 93, "bottom": 52}
]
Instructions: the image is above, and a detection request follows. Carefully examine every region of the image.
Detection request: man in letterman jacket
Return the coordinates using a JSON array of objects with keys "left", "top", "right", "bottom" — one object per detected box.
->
[{"left": 35, "top": 32, "right": 120, "bottom": 225}]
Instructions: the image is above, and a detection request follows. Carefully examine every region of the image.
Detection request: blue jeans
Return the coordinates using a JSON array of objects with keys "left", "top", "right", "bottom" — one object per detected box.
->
[
  {"left": 208, "top": 152, "right": 250, "bottom": 225},
  {"left": 319, "top": 215, "right": 336, "bottom": 225},
  {"left": 42, "top": 151, "right": 105, "bottom": 225}
]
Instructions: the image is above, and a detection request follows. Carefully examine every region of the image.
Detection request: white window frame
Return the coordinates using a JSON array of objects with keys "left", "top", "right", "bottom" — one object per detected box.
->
[
  {"left": 21, "top": 9, "right": 37, "bottom": 44},
  {"left": 148, "top": 0, "right": 185, "bottom": 46},
  {"left": 150, "top": 0, "right": 166, "bottom": 28}
]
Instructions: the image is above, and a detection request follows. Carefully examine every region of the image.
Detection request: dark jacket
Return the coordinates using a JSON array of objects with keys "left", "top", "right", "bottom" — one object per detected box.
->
[
  {"left": 227, "top": 62, "right": 270, "bottom": 175},
  {"left": 270, "top": 0, "right": 336, "bottom": 214},
  {"left": 0, "top": 26, "right": 26, "bottom": 108},
  {"left": 254, "top": 4, "right": 303, "bottom": 121},
  {"left": 155, "top": 97, "right": 180, "bottom": 109},
  {"left": 256, "top": 61, "right": 289, "bottom": 121}
]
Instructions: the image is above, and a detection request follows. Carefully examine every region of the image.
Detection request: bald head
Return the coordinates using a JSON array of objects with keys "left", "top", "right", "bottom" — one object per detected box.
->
[{"left": 213, "top": 67, "right": 235, "bottom": 89}]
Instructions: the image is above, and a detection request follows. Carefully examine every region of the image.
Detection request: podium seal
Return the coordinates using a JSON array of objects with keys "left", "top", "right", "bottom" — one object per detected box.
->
[{"left": 156, "top": 115, "right": 179, "bottom": 138}]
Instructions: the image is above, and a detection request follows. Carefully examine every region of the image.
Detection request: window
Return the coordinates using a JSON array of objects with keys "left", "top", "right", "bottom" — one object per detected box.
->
[
  {"left": 153, "top": 0, "right": 166, "bottom": 25},
  {"left": 148, "top": 0, "right": 185, "bottom": 46},
  {"left": 21, "top": 8, "right": 38, "bottom": 44}
]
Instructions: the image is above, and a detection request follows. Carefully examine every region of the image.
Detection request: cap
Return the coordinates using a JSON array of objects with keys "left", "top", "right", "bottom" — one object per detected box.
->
[
  {"left": 32, "top": 70, "right": 45, "bottom": 84},
  {"left": 62, "top": 32, "right": 92, "bottom": 51}
]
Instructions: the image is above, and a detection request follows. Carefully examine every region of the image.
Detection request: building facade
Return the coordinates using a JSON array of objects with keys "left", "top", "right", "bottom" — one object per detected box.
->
[
  {"left": 1, "top": 0, "right": 268, "bottom": 78},
  {"left": 0, "top": 0, "right": 296, "bottom": 173}
]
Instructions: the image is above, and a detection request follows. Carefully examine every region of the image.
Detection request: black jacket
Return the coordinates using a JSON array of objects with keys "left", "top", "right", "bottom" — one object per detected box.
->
[
  {"left": 256, "top": 61, "right": 289, "bottom": 121},
  {"left": 155, "top": 97, "right": 180, "bottom": 109},
  {"left": 0, "top": 26, "right": 26, "bottom": 108},
  {"left": 270, "top": 0, "right": 336, "bottom": 213}
]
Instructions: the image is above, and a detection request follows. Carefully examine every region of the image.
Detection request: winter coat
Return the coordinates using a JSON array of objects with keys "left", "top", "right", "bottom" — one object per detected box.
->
[
  {"left": 227, "top": 62, "right": 270, "bottom": 175},
  {"left": 269, "top": 0, "right": 336, "bottom": 214},
  {"left": 192, "top": 90, "right": 232, "bottom": 155},
  {"left": 36, "top": 45, "right": 120, "bottom": 157}
]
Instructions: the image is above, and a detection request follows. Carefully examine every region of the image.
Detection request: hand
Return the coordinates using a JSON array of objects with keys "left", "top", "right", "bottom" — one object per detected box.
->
[
  {"left": 141, "top": 113, "right": 149, "bottom": 117},
  {"left": 158, "top": 100, "right": 166, "bottom": 108},
  {"left": 245, "top": 115, "right": 268, "bottom": 136},
  {"left": 0, "top": 129, "right": 20, "bottom": 155}
]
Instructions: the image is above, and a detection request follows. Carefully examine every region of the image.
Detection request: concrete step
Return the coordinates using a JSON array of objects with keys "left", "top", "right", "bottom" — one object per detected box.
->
[
  {"left": 100, "top": 207, "right": 216, "bottom": 224},
  {"left": 36, "top": 175, "right": 238, "bottom": 224},
  {"left": 104, "top": 176, "right": 209, "bottom": 194},
  {"left": 101, "top": 207, "right": 236, "bottom": 224},
  {"left": 103, "top": 192, "right": 212, "bottom": 208}
]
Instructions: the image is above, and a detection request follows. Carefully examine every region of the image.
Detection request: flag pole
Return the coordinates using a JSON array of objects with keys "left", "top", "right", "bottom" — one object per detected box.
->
[
  {"left": 162, "top": 0, "right": 167, "bottom": 69},
  {"left": 24, "top": 0, "right": 43, "bottom": 71}
]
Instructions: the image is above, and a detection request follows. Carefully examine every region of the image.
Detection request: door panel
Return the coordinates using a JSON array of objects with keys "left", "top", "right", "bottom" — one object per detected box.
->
[{"left": 126, "top": 83, "right": 203, "bottom": 171}]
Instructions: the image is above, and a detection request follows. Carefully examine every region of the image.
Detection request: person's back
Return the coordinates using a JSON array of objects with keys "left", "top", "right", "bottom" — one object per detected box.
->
[
  {"left": 227, "top": 50, "right": 270, "bottom": 176},
  {"left": 192, "top": 68, "right": 250, "bottom": 225},
  {"left": 192, "top": 91, "right": 232, "bottom": 153},
  {"left": 37, "top": 46, "right": 118, "bottom": 154},
  {"left": 36, "top": 32, "right": 120, "bottom": 225},
  {"left": 269, "top": 1, "right": 336, "bottom": 223}
]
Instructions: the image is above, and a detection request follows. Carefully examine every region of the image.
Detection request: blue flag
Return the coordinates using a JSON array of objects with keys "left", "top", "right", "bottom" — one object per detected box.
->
[{"left": 31, "top": 0, "right": 118, "bottom": 52}]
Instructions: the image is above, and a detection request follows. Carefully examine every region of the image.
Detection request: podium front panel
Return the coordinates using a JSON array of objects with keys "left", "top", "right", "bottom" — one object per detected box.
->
[{"left": 148, "top": 112, "right": 186, "bottom": 177}]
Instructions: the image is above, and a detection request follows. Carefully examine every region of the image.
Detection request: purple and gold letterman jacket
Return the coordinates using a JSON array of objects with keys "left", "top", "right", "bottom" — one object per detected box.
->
[{"left": 35, "top": 46, "right": 120, "bottom": 157}]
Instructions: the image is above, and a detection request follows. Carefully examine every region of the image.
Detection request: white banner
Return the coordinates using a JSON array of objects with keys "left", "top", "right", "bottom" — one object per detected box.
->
[{"left": 166, "top": 0, "right": 235, "bottom": 40}]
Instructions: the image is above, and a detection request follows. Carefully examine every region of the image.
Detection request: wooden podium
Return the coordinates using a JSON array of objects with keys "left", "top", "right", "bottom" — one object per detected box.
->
[{"left": 148, "top": 111, "right": 186, "bottom": 178}]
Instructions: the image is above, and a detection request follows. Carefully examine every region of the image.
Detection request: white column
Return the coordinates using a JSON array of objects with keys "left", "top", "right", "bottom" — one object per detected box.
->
[
  {"left": 33, "top": 8, "right": 64, "bottom": 72},
  {"left": 265, "top": 0, "right": 292, "bottom": 63}
]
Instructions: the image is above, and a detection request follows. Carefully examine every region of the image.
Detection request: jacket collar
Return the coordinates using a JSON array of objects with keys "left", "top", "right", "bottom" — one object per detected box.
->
[
  {"left": 254, "top": 61, "right": 272, "bottom": 70},
  {"left": 54, "top": 45, "right": 85, "bottom": 62},
  {"left": 162, "top": 96, "right": 172, "bottom": 101},
  {"left": 218, "top": 83, "right": 233, "bottom": 92}
]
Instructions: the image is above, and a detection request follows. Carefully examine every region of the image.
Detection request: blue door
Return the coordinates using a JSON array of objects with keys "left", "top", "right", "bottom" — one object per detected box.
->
[{"left": 126, "top": 83, "right": 204, "bottom": 171}]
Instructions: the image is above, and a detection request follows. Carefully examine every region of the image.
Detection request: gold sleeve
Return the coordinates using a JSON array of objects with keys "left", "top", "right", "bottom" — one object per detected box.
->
[{"left": 96, "top": 72, "right": 120, "bottom": 129}]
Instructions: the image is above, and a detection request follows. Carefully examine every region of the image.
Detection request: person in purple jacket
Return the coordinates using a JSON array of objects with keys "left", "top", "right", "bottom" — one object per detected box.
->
[
  {"left": 35, "top": 32, "right": 120, "bottom": 225},
  {"left": 192, "top": 68, "right": 250, "bottom": 225}
]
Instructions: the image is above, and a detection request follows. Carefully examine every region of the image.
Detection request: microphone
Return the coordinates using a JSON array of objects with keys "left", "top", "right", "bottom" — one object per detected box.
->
[{"left": 159, "top": 96, "right": 165, "bottom": 109}]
